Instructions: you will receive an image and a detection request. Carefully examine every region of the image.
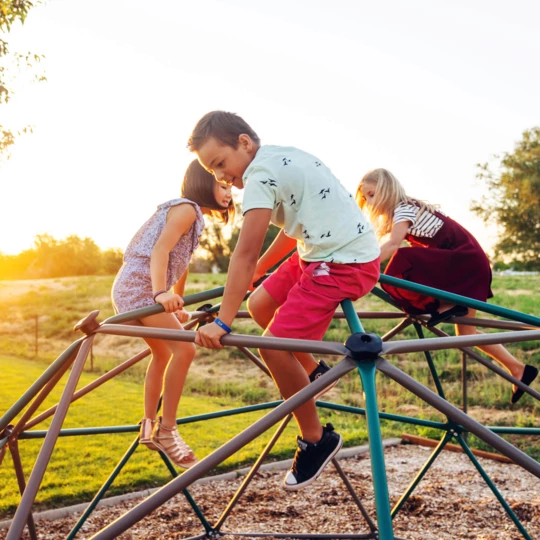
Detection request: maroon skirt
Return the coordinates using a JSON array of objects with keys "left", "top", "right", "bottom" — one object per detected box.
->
[{"left": 381, "top": 213, "right": 493, "bottom": 314}]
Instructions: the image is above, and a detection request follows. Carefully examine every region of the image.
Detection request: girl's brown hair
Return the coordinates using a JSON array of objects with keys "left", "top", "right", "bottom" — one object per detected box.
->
[
  {"left": 181, "top": 159, "right": 235, "bottom": 224},
  {"left": 356, "top": 168, "right": 437, "bottom": 238}
]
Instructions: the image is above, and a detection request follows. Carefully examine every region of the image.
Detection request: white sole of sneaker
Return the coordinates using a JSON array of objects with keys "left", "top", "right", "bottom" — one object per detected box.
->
[{"left": 282, "top": 434, "right": 343, "bottom": 491}]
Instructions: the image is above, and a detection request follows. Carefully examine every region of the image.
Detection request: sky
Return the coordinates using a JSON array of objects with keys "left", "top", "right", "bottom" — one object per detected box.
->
[{"left": 1, "top": 0, "right": 539, "bottom": 256}]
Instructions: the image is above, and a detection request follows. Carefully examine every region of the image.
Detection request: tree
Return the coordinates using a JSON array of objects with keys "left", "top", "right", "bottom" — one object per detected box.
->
[
  {"left": 1, "top": 0, "right": 45, "bottom": 161},
  {"left": 197, "top": 220, "right": 234, "bottom": 272},
  {"left": 0, "top": 233, "right": 124, "bottom": 279},
  {"left": 196, "top": 213, "right": 282, "bottom": 273},
  {"left": 472, "top": 127, "right": 540, "bottom": 270}
]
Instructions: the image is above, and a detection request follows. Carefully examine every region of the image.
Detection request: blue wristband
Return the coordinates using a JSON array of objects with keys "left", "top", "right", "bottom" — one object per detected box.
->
[{"left": 214, "top": 318, "right": 232, "bottom": 333}]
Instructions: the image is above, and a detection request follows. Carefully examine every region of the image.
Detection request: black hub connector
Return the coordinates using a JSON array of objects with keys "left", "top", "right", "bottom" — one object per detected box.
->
[{"left": 345, "top": 332, "right": 383, "bottom": 361}]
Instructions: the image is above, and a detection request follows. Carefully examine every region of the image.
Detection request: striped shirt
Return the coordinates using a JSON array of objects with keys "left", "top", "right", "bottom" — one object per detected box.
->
[{"left": 393, "top": 202, "right": 444, "bottom": 238}]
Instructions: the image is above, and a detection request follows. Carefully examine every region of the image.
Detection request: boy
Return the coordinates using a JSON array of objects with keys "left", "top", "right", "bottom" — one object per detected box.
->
[{"left": 189, "top": 111, "right": 380, "bottom": 490}]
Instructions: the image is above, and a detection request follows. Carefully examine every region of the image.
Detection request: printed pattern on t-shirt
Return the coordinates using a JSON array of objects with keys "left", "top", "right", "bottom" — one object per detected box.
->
[
  {"left": 393, "top": 202, "right": 444, "bottom": 238},
  {"left": 241, "top": 145, "right": 380, "bottom": 264}
]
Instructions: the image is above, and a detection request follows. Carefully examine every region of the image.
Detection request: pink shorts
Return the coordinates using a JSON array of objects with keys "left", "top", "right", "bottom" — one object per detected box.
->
[{"left": 263, "top": 252, "right": 380, "bottom": 341}]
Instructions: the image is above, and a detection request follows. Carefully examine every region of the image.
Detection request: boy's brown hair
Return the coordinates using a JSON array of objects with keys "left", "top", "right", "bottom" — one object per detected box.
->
[
  {"left": 187, "top": 111, "right": 260, "bottom": 151},
  {"left": 182, "top": 159, "right": 235, "bottom": 224}
]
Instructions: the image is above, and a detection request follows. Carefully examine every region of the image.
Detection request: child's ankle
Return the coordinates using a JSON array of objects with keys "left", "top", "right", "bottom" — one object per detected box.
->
[{"left": 301, "top": 426, "right": 324, "bottom": 444}]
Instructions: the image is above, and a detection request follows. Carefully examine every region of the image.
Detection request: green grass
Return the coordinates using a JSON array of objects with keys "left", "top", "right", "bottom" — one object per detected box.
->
[
  {"left": 0, "top": 355, "right": 372, "bottom": 518},
  {"left": 0, "top": 273, "right": 538, "bottom": 517}
]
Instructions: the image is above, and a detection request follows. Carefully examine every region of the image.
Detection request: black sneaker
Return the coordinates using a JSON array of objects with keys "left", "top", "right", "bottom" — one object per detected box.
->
[
  {"left": 283, "top": 423, "right": 343, "bottom": 490},
  {"left": 309, "top": 360, "right": 338, "bottom": 399}
]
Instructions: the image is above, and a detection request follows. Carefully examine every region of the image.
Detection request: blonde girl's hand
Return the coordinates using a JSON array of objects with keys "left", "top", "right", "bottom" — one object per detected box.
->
[
  {"left": 175, "top": 308, "right": 190, "bottom": 324},
  {"left": 155, "top": 292, "right": 184, "bottom": 313}
]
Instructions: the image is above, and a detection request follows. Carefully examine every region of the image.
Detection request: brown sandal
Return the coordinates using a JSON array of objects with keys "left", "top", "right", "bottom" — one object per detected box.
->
[
  {"left": 139, "top": 418, "right": 158, "bottom": 450},
  {"left": 152, "top": 417, "right": 199, "bottom": 469}
]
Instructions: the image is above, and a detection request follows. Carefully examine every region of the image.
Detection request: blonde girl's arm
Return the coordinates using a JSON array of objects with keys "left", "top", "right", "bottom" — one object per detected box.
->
[
  {"left": 252, "top": 229, "right": 297, "bottom": 286},
  {"left": 379, "top": 221, "right": 410, "bottom": 262},
  {"left": 151, "top": 204, "right": 197, "bottom": 313}
]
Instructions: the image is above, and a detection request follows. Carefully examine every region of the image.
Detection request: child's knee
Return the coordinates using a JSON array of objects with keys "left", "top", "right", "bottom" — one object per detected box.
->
[
  {"left": 171, "top": 341, "right": 196, "bottom": 361},
  {"left": 247, "top": 293, "right": 261, "bottom": 317},
  {"left": 150, "top": 343, "right": 173, "bottom": 363}
]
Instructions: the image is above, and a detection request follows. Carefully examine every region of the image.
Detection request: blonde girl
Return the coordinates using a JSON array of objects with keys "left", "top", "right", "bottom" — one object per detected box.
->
[{"left": 357, "top": 168, "right": 537, "bottom": 404}]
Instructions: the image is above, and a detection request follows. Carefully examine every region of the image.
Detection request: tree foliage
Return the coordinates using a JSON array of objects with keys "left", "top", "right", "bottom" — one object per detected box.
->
[
  {"left": 472, "top": 127, "right": 540, "bottom": 270},
  {"left": 1, "top": 0, "right": 45, "bottom": 161},
  {"left": 0, "top": 219, "right": 284, "bottom": 280},
  {"left": 196, "top": 212, "right": 281, "bottom": 273},
  {"left": 0, "top": 234, "right": 123, "bottom": 280}
]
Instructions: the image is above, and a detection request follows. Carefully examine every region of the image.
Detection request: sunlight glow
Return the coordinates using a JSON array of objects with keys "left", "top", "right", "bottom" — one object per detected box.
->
[{"left": 2, "top": 0, "right": 539, "bottom": 256}]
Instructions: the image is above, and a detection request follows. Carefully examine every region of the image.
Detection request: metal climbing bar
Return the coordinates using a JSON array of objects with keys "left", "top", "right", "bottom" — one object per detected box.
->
[{"left": 379, "top": 274, "right": 540, "bottom": 327}]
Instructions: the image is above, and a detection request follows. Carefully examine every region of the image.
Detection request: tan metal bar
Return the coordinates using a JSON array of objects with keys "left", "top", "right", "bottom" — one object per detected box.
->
[
  {"left": 9, "top": 439, "right": 38, "bottom": 540},
  {"left": 23, "top": 349, "right": 151, "bottom": 431},
  {"left": 7, "top": 337, "right": 94, "bottom": 540}
]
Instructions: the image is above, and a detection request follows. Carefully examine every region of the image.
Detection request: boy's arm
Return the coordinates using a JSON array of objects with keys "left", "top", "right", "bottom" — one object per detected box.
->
[
  {"left": 252, "top": 229, "right": 297, "bottom": 285},
  {"left": 195, "top": 208, "right": 272, "bottom": 349},
  {"left": 379, "top": 221, "right": 410, "bottom": 262}
]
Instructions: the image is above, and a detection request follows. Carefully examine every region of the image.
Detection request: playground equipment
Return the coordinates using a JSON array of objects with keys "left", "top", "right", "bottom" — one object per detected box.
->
[{"left": 1, "top": 276, "right": 539, "bottom": 539}]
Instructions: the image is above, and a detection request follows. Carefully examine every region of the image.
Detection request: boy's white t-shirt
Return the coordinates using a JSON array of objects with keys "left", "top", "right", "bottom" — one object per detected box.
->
[{"left": 242, "top": 145, "right": 380, "bottom": 264}]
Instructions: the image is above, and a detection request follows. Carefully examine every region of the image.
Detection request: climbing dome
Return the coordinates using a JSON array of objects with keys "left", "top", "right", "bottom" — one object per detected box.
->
[{"left": 1, "top": 276, "right": 539, "bottom": 539}]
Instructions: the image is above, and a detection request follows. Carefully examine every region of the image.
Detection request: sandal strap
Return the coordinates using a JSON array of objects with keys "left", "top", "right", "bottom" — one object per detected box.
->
[
  {"left": 140, "top": 418, "right": 156, "bottom": 440},
  {"left": 153, "top": 418, "right": 197, "bottom": 465}
]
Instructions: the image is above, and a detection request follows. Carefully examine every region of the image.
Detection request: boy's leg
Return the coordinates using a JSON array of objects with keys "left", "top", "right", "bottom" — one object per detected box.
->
[
  {"left": 259, "top": 329, "right": 322, "bottom": 442},
  {"left": 260, "top": 329, "right": 342, "bottom": 491},
  {"left": 249, "top": 280, "right": 320, "bottom": 375}
]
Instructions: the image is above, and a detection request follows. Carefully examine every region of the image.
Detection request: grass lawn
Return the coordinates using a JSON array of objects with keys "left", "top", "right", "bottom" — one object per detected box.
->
[{"left": 0, "top": 273, "right": 538, "bottom": 517}]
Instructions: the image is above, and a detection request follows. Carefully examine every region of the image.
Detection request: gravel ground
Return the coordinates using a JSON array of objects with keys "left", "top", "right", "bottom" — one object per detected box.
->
[{"left": 2, "top": 443, "right": 539, "bottom": 540}]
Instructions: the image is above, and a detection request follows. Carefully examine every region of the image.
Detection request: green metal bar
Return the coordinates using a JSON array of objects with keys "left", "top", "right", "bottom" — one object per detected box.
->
[
  {"left": 391, "top": 430, "right": 453, "bottom": 518},
  {"left": 19, "top": 401, "right": 283, "bottom": 439},
  {"left": 357, "top": 360, "right": 394, "bottom": 539},
  {"left": 0, "top": 339, "right": 83, "bottom": 432},
  {"left": 413, "top": 323, "right": 446, "bottom": 399},
  {"left": 67, "top": 436, "right": 140, "bottom": 539},
  {"left": 158, "top": 453, "right": 214, "bottom": 534},
  {"left": 341, "top": 300, "right": 393, "bottom": 539},
  {"left": 488, "top": 426, "right": 540, "bottom": 435},
  {"left": 369, "top": 286, "right": 403, "bottom": 310},
  {"left": 455, "top": 434, "right": 532, "bottom": 539},
  {"left": 379, "top": 275, "right": 540, "bottom": 327},
  {"left": 316, "top": 401, "right": 448, "bottom": 430},
  {"left": 341, "top": 298, "right": 365, "bottom": 333}
]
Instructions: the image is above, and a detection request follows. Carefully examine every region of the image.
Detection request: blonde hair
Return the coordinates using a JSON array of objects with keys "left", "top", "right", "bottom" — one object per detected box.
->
[{"left": 355, "top": 168, "right": 437, "bottom": 238}]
